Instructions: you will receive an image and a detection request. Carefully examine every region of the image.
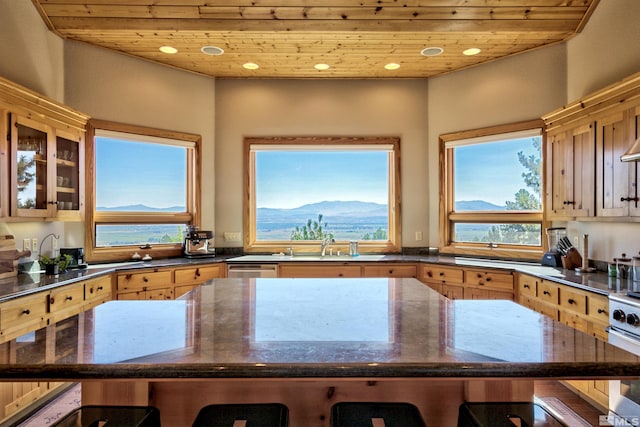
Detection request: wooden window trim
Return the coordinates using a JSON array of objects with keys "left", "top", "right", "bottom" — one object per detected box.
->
[
  {"left": 439, "top": 119, "right": 549, "bottom": 260},
  {"left": 244, "top": 136, "right": 402, "bottom": 254},
  {"left": 85, "top": 119, "right": 201, "bottom": 262}
]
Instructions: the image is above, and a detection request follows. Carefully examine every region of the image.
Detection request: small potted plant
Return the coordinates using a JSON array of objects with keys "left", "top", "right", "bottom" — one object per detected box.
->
[{"left": 39, "top": 253, "right": 72, "bottom": 277}]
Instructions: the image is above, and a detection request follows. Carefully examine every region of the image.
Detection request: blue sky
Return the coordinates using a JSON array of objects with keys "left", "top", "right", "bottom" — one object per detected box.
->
[
  {"left": 255, "top": 151, "right": 389, "bottom": 209},
  {"left": 96, "top": 138, "right": 186, "bottom": 208},
  {"left": 454, "top": 137, "right": 540, "bottom": 206}
]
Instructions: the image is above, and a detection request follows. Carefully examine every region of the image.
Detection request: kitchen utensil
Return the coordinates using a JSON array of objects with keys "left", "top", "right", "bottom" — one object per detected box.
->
[{"left": 0, "top": 235, "right": 31, "bottom": 279}]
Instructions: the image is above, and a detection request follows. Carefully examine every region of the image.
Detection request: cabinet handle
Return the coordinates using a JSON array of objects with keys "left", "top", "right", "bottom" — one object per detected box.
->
[
  {"left": 427, "top": 271, "right": 433, "bottom": 278},
  {"left": 439, "top": 272, "right": 445, "bottom": 276},
  {"left": 22, "top": 309, "right": 30, "bottom": 315},
  {"left": 543, "top": 290, "right": 550, "bottom": 296},
  {"left": 388, "top": 270, "right": 393, "bottom": 275},
  {"left": 97, "top": 286, "right": 103, "bottom": 291},
  {"left": 49, "top": 297, "right": 55, "bottom": 305},
  {"left": 621, "top": 196, "right": 639, "bottom": 202},
  {"left": 477, "top": 273, "right": 482, "bottom": 278},
  {"left": 66, "top": 296, "right": 73, "bottom": 301},
  {"left": 486, "top": 277, "right": 491, "bottom": 282},
  {"left": 143, "top": 277, "right": 149, "bottom": 282},
  {"left": 524, "top": 284, "right": 530, "bottom": 289},
  {"left": 195, "top": 268, "right": 201, "bottom": 277},
  {"left": 568, "top": 298, "right": 575, "bottom": 304},
  {"left": 48, "top": 200, "right": 57, "bottom": 205},
  {"left": 598, "top": 308, "right": 606, "bottom": 314},
  {"left": 89, "top": 288, "right": 94, "bottom": 294},
  {"left": 563, "top": 200, "right": 576, "bottom": 205}
]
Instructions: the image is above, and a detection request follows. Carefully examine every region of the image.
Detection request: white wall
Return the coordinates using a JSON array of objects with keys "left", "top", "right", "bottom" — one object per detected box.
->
[
  {"left": 426, "top": 45, "right": 567, "bottom": 248},
  {"left": 0, "top": 1, "right": 64, "bottom": 100},
  {"left": 63, "top": 41, "right": 217, "bottom": 234},
  {"left": 214, "top": 79, "right": 429, "bottom": 248}
]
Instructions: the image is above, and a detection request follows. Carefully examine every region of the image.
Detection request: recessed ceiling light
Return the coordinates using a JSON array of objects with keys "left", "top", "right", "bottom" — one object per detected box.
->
[
  {"left": 243, "top": 62, "right": 259, "bottom": 70},
  {"left": 201, "top": 46, "right": 224, "bottom": 56},
  {"left": 384, "top": 63, "right": 400, "bottom": 70},
  {"left": 314, "top": 63, "right": 330, "bottom": 70},
  {"left": 421, "top": 47, "right": 444, "bottom": 57},
  {"left": 159, "top": 46, "right": 178, "bottom": 54},
  {"left": 463, "top": 47, "right": 481, "bottom": 56}
]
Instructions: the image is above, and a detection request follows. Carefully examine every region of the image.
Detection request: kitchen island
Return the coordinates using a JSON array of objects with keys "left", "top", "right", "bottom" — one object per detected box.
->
[{"left": 1, "top": 277, "right": 638, "bottom": 426}]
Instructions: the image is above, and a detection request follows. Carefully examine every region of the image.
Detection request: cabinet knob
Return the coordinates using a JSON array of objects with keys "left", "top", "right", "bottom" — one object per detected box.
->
[
  {"left": 143, "top": 277, "right": 149, "bottom": 283},
  {"left": 597, "top": 308, "right": 606, "bottom": 314},
  {"left": 97, "top": 286, "right": 103, "bottom": 291},
  {"left": 195, "top": 268, "right": 201, "bottom": 277},
  {"left": 568, "top": 298, "right": 575, "bottom": 304},
  {"left": 66, "top": 296, "right": 73, "bottom": 301},
  {"left": 22, "top": 309, "right": 30, "bottom": 315},
  {"left": 427, "top": 271, "right": 433, "bottom": 278},
  {"left": 543, "top": 290, "right": 550, "bottom": 296},
  {"left": 524, "top": 284, "right": 530, "bottom": 289},
  {"left": 439, "top": 272, "right": 445, "bottom": 276}
]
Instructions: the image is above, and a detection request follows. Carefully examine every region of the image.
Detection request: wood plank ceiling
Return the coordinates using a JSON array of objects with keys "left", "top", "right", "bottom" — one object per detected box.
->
[{"left": 31, "top": 0, "right": 599, "bottom": 79}]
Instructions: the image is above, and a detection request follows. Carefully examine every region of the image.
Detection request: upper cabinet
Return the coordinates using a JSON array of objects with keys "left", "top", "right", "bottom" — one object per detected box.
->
[
  {"left": 0, "top": 77, "right": 89, "bottom": 221},
  {"left": 543, "top": 72, "right": 640, "bottom": 221}
]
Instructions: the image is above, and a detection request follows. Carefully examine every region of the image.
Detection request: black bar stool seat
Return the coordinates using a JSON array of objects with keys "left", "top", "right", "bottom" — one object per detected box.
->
[
  {"left": 457, "top": 402, "right": 567, "bottom": 427},
  {"left": 52, "top": 405, "right": 161, "bottom": 427},
  {"left": 191, "top": 403, "right": 289, "bottom": 427},
  {"left": 330, "top": 402, "right": 427, "bottom": 427}
]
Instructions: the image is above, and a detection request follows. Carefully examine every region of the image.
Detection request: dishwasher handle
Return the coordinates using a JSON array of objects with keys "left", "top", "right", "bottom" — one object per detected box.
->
[{"left": 227, "top": 264, "right": 278, "bottom": 278}]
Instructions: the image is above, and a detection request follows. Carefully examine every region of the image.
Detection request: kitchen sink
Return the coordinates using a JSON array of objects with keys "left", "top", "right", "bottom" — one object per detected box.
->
[{"left": 228, "top": 254, "right": 388, "bottom": 262}]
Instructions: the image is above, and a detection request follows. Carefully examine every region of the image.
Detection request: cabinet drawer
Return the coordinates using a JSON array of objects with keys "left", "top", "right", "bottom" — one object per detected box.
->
[
  {"left": 559, "top": 287, "right": 588, "bottom": 315},
  {"left": 560, "top": 311, "right": 589, "bottom": 333},
  {"left": 0, "top": 293, "right": 48, "bottom": 341},
  {"left": 117, "top": 270, "right": 172, "bottom": 291},
  {"left": 48, "top": 283, "right": 85, "bottom": 321},
  {"left": 362, "top": 264, "right": 416, "bottom": 278},
  {"left": 538, "top": 281, "right": 559, "bottom": 305},
  {"left": 587, "top": 293, "right": 609, "bottom": 325},
  {"left": 535, "top": 302, "right": 559, "bottom": 321},
  {"left": 175, "top": 265, "right": 223, "bottom": 284},
  {"left": 465, "top": 269, "right": 513, "bottom": 291},
  {"left": 84, "top": 276, "right": 113, "bottom": 308},
  {"left": 517, "top": 275, "right": 538, "bottom": 298},
  {"left": 420, "top": 264, "right": 463, "bottom": 284},
  {"left": 279, "top": 264, "right": 361, "bottom": 278}
]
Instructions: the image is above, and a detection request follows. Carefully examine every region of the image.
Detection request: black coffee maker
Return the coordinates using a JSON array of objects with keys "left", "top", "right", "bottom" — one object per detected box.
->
[{"left": 183, "top": 225, "right": 215, "bottom": 258}]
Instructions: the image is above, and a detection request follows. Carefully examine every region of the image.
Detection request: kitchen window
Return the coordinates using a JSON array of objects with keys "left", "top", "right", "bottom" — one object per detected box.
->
[
  {"left": 85, "top": 120, "right": 200, "bottom": 262},
  {"left": 439, "top": 120, "right": 546, "bottom": 260},
  {"left": 244, "top": 136, "right": 401, "bottom": 254}
]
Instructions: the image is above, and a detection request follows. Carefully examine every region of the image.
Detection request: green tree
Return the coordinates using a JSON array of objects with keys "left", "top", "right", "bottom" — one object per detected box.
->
[
  {"left": 290, "top": 214, "right": 333, "bottom": 240},
  {"left": 17, "top": 154, "right": 36, "bottom": 208},
  {"left": 362, "top": 227, "right": 388, "bottom": 240}
]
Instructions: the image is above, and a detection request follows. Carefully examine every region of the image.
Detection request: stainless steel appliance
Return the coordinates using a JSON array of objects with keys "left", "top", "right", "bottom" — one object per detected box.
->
[
  {"left": 59, "top": 247, "right": 87, "bottom": 269},
  {"left": 183, "top": 226, "right": 215, "bottom": 258},
  {"left": 227, "top": 264, "right": 278, "bottom": 278},
  {"left": 608, "top": 292, "right": 640, "bottom": 425}
]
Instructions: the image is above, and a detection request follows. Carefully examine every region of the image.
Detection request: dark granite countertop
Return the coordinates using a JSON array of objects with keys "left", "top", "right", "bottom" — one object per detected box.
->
[
  {"left": 0, "top": 253, "right": 631, "bottom": 303},
  {"left": 0, "top": 277, "right": 638, "bottom": 381}
]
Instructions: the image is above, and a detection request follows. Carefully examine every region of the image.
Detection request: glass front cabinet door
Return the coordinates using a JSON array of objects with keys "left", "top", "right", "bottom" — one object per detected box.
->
[{"left": 10, "top": 114, "right": 84, "bottom": 219}]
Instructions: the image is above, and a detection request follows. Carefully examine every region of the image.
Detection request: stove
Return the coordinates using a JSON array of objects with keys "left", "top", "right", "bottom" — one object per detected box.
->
[{"left": 608, "top": 292, "right": 640, "bottom": 425}]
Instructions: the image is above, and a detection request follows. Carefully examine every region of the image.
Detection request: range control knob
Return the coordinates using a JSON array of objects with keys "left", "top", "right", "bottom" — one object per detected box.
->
[
  {"left": 627, "top": 313, "right": 640, "bottom": 327},
  {"left": 613, "top": 309, "right": 626, "bottom": 322}
]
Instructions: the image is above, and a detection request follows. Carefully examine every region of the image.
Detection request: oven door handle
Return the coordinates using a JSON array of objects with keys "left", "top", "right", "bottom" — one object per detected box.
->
[{"left": 608, "top": 327, "right": 640, "bottom": 356}]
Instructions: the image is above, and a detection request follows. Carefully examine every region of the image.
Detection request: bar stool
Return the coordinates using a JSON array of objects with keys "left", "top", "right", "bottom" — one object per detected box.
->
[
  {"left": 191, "top": 403, "right": 289, "bottom": 427},
  {"left": 457, "top": 402, "right": 566, "bottom": 427},
  {"left": 330, "top": 402, "right": 427, "bottom": 427},
  {"left": 52, "top": 405, "right": 161, "bottom": 427}
]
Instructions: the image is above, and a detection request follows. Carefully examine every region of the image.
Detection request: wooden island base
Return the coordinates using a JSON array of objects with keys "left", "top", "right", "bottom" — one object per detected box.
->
[{"left": 82, "top": 378, "right": 534, "bottom": 427}]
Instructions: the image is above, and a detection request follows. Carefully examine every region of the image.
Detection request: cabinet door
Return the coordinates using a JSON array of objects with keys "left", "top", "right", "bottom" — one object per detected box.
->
[
  {"left": 596, "top": 111, "right": 631, "bottom": 216},
  {"left": 278, "top": 263, "right": 361, "bottom": 278},
  {"left": 627, "top": 105, "right": 640, "bottom": 217},
  {"left": 174, "top": 265, "right": 223, "bottom": 284},
  {"left": 442, "top": 284, "right": 464, "bottom": 300},
  {"left": 48, "top": 282, "right": 85, "bottom": 323},
  {"left": 54, "top": 128, "right": 84, "bottom": 219},
  {"left": 547, "top": 123, "right": 595, "bottom": 218},
  {"left": 84, "top": 276, "right": 113, "bottom": 309},
  {"left": 10, "top": 114, "right": 55, "bottom": 217},
  {"left": 117, "top": 269, "right": 172, "bottom": 292}
]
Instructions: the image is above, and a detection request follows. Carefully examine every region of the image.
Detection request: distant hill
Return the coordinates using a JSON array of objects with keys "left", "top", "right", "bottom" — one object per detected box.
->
[
  {"left": 258, "top": 200, "right": 388, "bottom": 220},
  {"left": 96, "top": 204, "right": 185, "bottom": 212},
  {"left": 455, "top": 200, "right": 506, "bottom": 211}
]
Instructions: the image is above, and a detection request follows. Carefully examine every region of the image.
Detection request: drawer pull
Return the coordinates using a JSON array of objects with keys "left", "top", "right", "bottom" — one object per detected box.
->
[
  {"left": 486, "top": 277, "right": 491, "bottom": 282},
  {"left": 427, "top": 271, "right": 433, "bottom": 278},
  {"left": 568, "top": 298, "right": 575, "bottom": 304},
  {"left": 524, "top": 284, "right": 530, "bottom": 289},
  {"left": 195, "top": 268, "right": 201, "bottom": 277},
  {"left": 543, "top": 290, "right": 550, "bottom": 296},
  {"left": 598, "top": 308, "right": 606, "bottom": 314},
  {"left": 439, "top": 272, "right": 445, "bottom": 276},
  {"left": 22, "top": 309, "right": 30, "bottom": 315},
  {"left": 97, "top": 286, "right": 104, "bottom": 291},
  {"left": 49, "top": 297, "right": 55, "bottom": 305},
  {"left": 66, "top": 296, "right": 73, "bottom": 301},
  {"left": 143, "top": 277, "right": 149, "bottom": 283}
]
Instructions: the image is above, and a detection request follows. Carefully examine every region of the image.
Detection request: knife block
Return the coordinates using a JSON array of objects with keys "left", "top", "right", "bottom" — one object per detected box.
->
[{"left": 561, "top": 248, "right": 582, "bottom": 270}]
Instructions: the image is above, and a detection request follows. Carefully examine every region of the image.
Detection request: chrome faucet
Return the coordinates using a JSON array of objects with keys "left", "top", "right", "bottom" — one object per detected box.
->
[{"left": 321, "top": 237, "right": 335, "bottom": 256}]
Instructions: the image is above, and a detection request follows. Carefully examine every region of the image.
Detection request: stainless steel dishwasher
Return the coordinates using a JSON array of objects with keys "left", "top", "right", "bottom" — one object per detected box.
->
[{"left": 226, "top": 264, "right": 278, "bottom": 278}]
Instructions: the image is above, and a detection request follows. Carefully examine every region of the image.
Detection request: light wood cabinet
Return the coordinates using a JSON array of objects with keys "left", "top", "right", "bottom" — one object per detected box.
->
[
  {"left": 361, "top": 264, "right": 417, "bottom": 278},
  {"left": 546, "top": 121, "right": 595, "bottom": 219},
  {"left": 116, "top": 263, "right": 225, "bottom": 300},
  {"left": 278, "top": 263, "right": 362, "bottom": 278},
  {"left": 515, "top": 272, "right": 609, "bottom": 409},
  {"left": 0, "top": 292, "right": 48, "bottom": 342},
  {"left": 0, "top": 77, "right": 88, "bottom": 221},
  {"left": 419, "top": 264, "right": 514, "bottom": 300},
  {"left": 48, "top": 281, "right": 86, "bottom": 324},
  {"left": 84, "top": 275, "right": 113, "bottom": 310}
]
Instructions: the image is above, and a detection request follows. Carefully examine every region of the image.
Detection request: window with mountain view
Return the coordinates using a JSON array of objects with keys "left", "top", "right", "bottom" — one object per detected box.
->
[
  {"left": 86, "top": 120, "right": 200, "bottom": 261},
  {"left": 245, "top": 137, "right": 401, "bottom": 253},
  {"left": 439, "top": 120, "right": 546, "bottom": 260}
]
